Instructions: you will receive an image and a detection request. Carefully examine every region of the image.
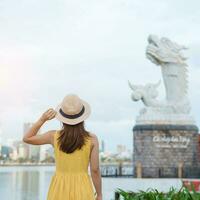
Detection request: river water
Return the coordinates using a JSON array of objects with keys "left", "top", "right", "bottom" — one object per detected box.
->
[{"left": 0, "top": 166, "right": 183, "bottom": 200}]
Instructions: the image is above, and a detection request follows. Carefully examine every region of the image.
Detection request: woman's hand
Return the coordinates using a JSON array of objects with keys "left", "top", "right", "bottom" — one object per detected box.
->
[{"left": 40, "top": 108, "right": 57, "bottom": 123}]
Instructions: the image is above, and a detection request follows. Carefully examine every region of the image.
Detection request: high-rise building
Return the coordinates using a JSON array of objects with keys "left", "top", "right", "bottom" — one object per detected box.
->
[
  {"left": 0, "top": 127, "right": 2, "bottom": 157},
  {"left": 18, "top": 143, "right": 29, "bottom": 159},
  {"left": 116, "top": 145, "right": 126, "bottom": 154},
  {"left": 0, "top": 144, "right": 1, "bottom": 157},
  {"left": 23, "top": 122, "right": 41, "bottom": 162},
  {"left": 23, "top": 123, "right": 35, "bottom": 135},
  {"left": 1, "top": 145, "right": 13, "bottom": 158},
  {"left": 10, "top": 147, "right": 18, "bottom": 160},
  {"left": 40, "top": 145, "right": 47, "bottom": 162},
  {"left": 101, "top": 140, "right": 105, "bottom": 153},
  {"left": 13, "top": 141, "right": 29, "bottom": 159}
]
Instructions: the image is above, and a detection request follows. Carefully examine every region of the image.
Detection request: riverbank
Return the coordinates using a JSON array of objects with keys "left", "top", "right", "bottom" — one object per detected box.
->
[{"left": 1, "top": 166, "right": 200, "bottom": 200}]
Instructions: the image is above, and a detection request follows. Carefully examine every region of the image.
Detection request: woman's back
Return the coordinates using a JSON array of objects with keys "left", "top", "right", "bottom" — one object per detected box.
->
[
  {"left": 47, "top": 131, "right": 95, "bottom": 200},
  {"left": 54, "top": 130, "right": 92, "bottom": 174}
]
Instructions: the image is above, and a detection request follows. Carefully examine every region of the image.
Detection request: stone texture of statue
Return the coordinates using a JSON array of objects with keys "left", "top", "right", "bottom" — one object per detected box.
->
[{"left": 129, "top": 35, "right": 195, "bottom": 125}]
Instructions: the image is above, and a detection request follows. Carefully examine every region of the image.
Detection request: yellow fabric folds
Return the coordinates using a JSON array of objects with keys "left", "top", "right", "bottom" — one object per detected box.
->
[{"left": 47, "top": 131, "right": 95, "bottom": 200}]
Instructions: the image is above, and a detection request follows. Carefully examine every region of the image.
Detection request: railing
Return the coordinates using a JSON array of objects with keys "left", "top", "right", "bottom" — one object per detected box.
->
[
  {"left": 100, "top": 164, "right": 200, "bottom": 178},
  {"left": 183, "top": 167, "right": 200, "bottom": 178},
  {"left": 100, "top": 164, "right": 134, "bottom": 177}
]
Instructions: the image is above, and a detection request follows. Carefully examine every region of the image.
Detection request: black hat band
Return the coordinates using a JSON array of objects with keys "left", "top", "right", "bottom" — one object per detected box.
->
[{"left": 59, "top": 106, "right": 85, "bottom": 119}]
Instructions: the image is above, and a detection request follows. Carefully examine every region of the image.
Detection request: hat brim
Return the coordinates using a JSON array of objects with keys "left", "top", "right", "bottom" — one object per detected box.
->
[{"left": 55, "top": 100, "right": 91, "bottom": 125}]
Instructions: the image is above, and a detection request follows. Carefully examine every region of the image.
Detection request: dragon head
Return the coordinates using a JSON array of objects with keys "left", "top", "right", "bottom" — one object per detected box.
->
[{"left": 146, "top": 35, "right": 187, "bottom": 65}]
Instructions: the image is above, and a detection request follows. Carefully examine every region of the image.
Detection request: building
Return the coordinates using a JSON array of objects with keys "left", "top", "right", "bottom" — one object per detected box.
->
[
  {"left": 13, "top": 141, "right": 29, "bottom": 160},
  {"left": 23, "top": 122, "right": 41, "bottom": 162},
  {"left": 10, "top": 148, "right": 18, "bottom": 160},
  {"left": 40, "top": 145, "right": 49, "bottom": 162},
  {"left": 116, "top": 144, "right": 126, "bottom": 154},
  {"left": 29, "top": 145, "right": 40, "bottom": 162},
  {"left": 0, "top": 127, "right": 2, "bottom": 158},
  {"left": 18, "top": 143, "right": 29, "bottom": 159},
  {"left": 23, "top": 123, "right": 34, "bottom": 136},
  {"left": 0, "top": 144, "right": 1, "bottom": 157},
  {"left": 100, "top": 140, "right": 105, "bottom": 152},
  {"left": 1, "top": 145, "right": 12, "bottom": 159}
]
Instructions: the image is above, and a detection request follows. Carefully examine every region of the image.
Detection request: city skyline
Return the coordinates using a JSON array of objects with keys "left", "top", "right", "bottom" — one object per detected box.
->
[
  {"left": 0, "top": 122, "right": 131, "bottom": 154},
  {"left": 0, "top": 122, "right": 132, "bottom": 164},
  {"left": 0, "top": 0, "right": 200, "bottom": 151}
]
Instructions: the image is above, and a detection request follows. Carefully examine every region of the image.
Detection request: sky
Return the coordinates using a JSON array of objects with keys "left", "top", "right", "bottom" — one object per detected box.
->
[{"left": 0, "top": 0, "right": 200, "bottom": 152}]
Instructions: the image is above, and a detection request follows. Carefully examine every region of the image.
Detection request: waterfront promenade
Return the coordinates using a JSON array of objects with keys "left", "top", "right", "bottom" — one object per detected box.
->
[
  {"left": 0, "top": 166, "right": 187, "bottom": 200},
  {"left": 0, "top": 163, "right": 133, "bottom": 177}
]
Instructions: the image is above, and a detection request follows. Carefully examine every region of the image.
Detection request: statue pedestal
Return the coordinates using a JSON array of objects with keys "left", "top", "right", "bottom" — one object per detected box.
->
[{"left": 133, "top": 124, "right": 200, "bottom": 178}]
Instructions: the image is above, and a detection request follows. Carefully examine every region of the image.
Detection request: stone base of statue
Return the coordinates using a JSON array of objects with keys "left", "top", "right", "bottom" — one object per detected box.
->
[{"left": 133, "top": 124, "right": 200, "bottom": 178}]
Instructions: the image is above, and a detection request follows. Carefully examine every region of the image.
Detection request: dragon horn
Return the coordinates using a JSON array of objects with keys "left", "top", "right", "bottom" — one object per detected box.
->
[{"left": 128, "top": 80, "right": 137, "bottom": 90}]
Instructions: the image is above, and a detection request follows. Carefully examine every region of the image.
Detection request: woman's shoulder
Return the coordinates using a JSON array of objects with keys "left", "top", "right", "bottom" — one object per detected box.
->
[
  {"left": 88, "top": 133, "right": 99, "bottom": 146},
  {"left": 88, "top": 132, "right": 97, "bottom": 139}
]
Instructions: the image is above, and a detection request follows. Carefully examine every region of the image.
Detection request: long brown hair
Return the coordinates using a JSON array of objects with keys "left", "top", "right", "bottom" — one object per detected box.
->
[{"left": 57, "top": 121, "right": 90, "bottom": 154}]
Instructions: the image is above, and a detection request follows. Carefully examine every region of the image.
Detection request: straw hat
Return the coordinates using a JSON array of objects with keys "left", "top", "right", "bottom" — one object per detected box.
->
[{"left": 55, "top": 94, "right": 91, "bottom": 125}]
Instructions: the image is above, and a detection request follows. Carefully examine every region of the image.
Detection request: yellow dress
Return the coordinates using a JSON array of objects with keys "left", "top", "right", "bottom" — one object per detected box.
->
[{"left": 47, "top": 131, "right": 95, "bottom": 200}]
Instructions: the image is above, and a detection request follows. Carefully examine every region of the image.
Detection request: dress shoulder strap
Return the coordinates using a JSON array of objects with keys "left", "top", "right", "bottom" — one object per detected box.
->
[
  {"left": 85, "top": 135, "right": 92, "bottom": 152},
  {"left": 53, "top": 130, "right": 59, "bottom": 148}
]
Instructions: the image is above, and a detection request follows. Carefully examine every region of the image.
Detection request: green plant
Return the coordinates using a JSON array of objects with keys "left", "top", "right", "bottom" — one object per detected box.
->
[{"left": 116, "top": 184, "right": 200, "bottom": 200}]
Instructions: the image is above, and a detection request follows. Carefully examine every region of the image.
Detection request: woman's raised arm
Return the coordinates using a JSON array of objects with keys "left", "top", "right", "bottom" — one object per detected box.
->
[{"left": 23, "top": 108, "right": 56, "bottom": 145}]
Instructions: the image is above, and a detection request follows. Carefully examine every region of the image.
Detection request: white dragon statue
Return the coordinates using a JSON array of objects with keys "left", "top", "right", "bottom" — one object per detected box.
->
[{"left": 129, "top": 35, "right": 195, "bottom": 125}]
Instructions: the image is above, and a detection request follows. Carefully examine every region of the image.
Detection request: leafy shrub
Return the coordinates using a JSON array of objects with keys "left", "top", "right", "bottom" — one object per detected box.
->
[{"left": 116, "top": 184, "right": 200, "bottom": 200}]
